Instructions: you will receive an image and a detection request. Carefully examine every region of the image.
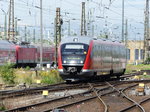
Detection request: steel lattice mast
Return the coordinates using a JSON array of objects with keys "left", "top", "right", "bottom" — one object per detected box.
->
[{"left": 8, "top": 0, "right": 15, "bottom": 41}]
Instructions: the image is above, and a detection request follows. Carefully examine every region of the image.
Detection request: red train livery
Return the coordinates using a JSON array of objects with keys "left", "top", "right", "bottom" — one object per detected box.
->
[
  {"left": 0, "top": 40, "right": 55, "bottom": 67},
  {"left": 58, "top": 36, "right": 127, "bottom": 81},
  {"left": 0, "top": 40, "right": 16, "bottom": 65},
  {"left": 36, "top": 46, "right": 55, "bottom": 66},
  {"left": 15, "top": 45, "right": 37, "bottom": 67}
]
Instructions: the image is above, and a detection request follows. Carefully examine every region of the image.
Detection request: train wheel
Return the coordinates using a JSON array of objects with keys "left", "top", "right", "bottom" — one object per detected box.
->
[
  {"left": 94, "top": 72, "right": 97, "bottom": 76},
  {"left": 116, "top": 75, "right": 120, "bottom": 79},
  {"left": 110, "top": 70, "right": 113, "bottom": 75},
  {"left": 65, "top": 80, "right": 72, "bottom": 84}
]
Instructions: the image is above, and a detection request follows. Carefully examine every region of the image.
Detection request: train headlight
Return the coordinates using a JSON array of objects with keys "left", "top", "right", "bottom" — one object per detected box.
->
[
  {"left": 80, "top": 61, "right": 83, "bottom": 63},
  {"left": 64, "top": 60, "right": 67, "bottom": 63},
  {"left": 70, "top": 60, "right": 76, "bottom": 64}
]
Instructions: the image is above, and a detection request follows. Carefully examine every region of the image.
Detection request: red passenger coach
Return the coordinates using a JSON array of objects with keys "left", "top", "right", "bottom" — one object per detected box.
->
[
  {"left": 36, "top": 45, "right": 55, "bottom": 66},
  {"left": 15, "top": 45, "right": 37, "bottom": 67},
  {"left": 0, "top": 40, "right": 16, "bottom": 65},
  {"left": 0, "top": 40, "right": 55, "bottom": 67},
  {"left": 58, "top": 36, "right": 127, "bottom": 81}
]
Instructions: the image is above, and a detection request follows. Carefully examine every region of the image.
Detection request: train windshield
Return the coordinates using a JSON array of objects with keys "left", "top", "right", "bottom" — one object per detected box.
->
[{"left": 61, "top": 43, "right": 88, "bottom": 55}]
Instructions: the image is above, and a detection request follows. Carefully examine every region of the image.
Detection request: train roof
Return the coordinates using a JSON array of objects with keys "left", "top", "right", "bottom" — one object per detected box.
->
[
  {"left": 61, "top": 36, "right": 124, "bottom": 45},
  {"left": 61, "top": 36, "right": 93, "bottom": 44},
  {"left": 0, "top": 40, "right": 16, "bottom": 50}
]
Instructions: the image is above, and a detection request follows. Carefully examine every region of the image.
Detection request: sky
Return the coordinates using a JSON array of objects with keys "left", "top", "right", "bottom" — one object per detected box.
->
[{"left": 0, "top": 0, "right": 147, "bottom": 41}]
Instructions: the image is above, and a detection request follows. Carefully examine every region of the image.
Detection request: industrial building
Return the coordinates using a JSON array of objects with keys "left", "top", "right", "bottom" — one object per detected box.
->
[{"left": 127, "top": 40, "right": 144, "bottom": 64}]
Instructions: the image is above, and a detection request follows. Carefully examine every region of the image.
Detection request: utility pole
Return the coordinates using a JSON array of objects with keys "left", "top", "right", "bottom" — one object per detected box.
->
[
  {"left": 125, "top": 19, "right": 128, "bottom": 47},
  {"left": 122, "top": 0, "right": 125, "bottom": 42},
  {"left": 87, "top": 0, "right": 90, "bottom": 36},
  {"left": 144, "top": 0, "right": 150, "bottom": 61},
  {"left": 15, "top": 17, "right": 17, "bottom": 36},
  {"left": 8, "top": 0, "right": 15, "bottom": 41},
  {"left": 33, "top": 29, "right": 35, "bottom": 43},
  {"left": 55, "top": 8, "right": 61, "bottom": 65},
  {"left": 1, "top": 9, "right": 7, "bottom": 39},
  {"left": 68, "top": 20, "right": 70, "bottom": 36},
  {"left": 81, "top": 2, "right": 86, "bottom": 36},
  {"left": 4, "top": 13, "right": 7, "bottom": 39},
  {"left": 40, "top": 0, "right": 43, "bottom": 68},
  {"left": 87, "top": 11, "right": 90, "bottom": 36},
  {"left": 92, "top": 24, "right": 94, "bottom": 37},
  {"left": 24, "top": 26, "right": 27, "bottom": 42}
]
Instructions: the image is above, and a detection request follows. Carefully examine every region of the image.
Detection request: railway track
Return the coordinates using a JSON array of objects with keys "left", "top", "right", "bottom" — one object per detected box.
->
[
  {"left": 0, "top": 71, "right": 143, "bottom": 95},
  {"left": 3, "top": 84, "right": 102, "bottom": 112},
  {"left": 1, "top": 81, "right": 137, "bottom": 111},
  {"left": 1, "top": 71, "right": 150, "bottom": 111},
  {"left": 3, "top": 81, "right": 123, "bottom": 111},
  {"left": 0, "top": 82, "right": 89, "bottom": 99},
  {"left": 118, "top": 82, "right": 150, "bottom": 112},
  {"left": 106, "top": 82, "right": 145, "bottom": 112}
]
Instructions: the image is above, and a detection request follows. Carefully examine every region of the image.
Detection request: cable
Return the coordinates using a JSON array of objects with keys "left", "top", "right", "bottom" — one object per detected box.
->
[{"left": 125, "top": 0, "right": 144, "bottom": 10}]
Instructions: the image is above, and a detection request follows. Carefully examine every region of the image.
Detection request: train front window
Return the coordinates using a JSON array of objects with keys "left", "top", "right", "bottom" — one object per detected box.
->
[
  {"left": 61, "top": 44, "right": 88, "bottom": 55},
  {"left": 65, "top": 44, "right": 84, "bottom": 49}
]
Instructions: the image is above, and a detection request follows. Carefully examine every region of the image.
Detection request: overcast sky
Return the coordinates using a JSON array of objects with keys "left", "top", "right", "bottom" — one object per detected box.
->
[{"left": 0, "top": 0, "right": 146, "bottom": 40}]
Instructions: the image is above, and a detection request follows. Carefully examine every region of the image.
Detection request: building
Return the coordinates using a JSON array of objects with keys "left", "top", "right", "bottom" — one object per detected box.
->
[{"left": 127, "top": 40, "right": 144, "bottom": 64}]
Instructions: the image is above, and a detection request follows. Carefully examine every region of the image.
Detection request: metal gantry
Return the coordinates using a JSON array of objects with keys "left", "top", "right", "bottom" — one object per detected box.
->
[
  {"left": 40, "top": 0, "right": 43, "bottom": 68},
  {"left": 144, "top": 0, "right": 150, "bottom": 61},
  {"left": 55, "top": 8, "right": 61, "bottom": 65},
  {"left": 8, "top": 0, "right": 15, "bottom": 41},
  {"left": 81, "top": 2, "right": 87, "bottom": 36}
]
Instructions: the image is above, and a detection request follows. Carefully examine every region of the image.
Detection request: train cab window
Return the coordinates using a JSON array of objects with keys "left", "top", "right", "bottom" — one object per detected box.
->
[{"left": 61, "top": 43, "right": 89, "bottom": 55}]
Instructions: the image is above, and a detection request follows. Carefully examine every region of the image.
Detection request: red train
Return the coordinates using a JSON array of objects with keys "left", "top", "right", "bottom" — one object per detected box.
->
[
  {"left": 36, "top": 46, "right": 55, "bottom": 66},
  {"left": 0, "top": 40, "right": 55, "bottom": 67},
  {"left": 0, "top": 40, "right": 16, "bottom": 65},
  {"left": 58, "top": 36, "right": 127, "bottom": 81}
]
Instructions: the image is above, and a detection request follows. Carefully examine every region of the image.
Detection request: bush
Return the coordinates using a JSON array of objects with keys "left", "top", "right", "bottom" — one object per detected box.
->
[
  {"left": 0, "top": 106, "right": 6, "bottom": 111},
  {"left": 24, "top": 75, "right": 33, "bottom": 84},
  {"left": 25, "top": 66, "right": 30, "bottom": 71},
  {"left": 0, "top": 64, "right": 16, "bottom": 84},
  {"left": 40, "top": 70, "right": 63, "bottom": 84}
]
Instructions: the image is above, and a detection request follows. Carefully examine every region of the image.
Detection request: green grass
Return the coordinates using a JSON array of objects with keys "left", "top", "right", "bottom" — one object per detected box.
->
[
  {"left": 0, "top": 64, "right": 16, "bottom": 84},
  {"left": 15, "top": 69, "right": 63, "bottom": 85},
  {"left": 126, "top": 64, "right": 150, "bottom": 73},
  {"left": 140, "top": 75, "right": 150, "bottom": 79},
  {"left": 0, "top": 106, "right": 6, "bottom": 111},
  {"left": 40, "top": 70, "right": 63, "bottom": 84},
  {"left": 0, "top": 66, "right": 63, "bottom": 85}
]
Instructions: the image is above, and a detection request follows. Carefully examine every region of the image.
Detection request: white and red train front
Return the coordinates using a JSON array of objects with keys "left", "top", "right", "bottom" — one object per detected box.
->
[{"left": 58, "top": 36, "right": 126, "bottom": 81}]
